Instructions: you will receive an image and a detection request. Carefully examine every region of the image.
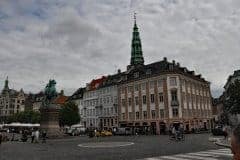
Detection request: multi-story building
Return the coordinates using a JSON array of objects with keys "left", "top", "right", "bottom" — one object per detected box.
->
[
  {"left": 83, "top": 77, "right": 107, "bottom": 128},
  {"left": 0, "top": 77, "right": 26, "bottom": 122},
  {"left": 117, "top": 18, "right": 213, "bottom": 134},
  {"left": 82, "top": 76, "right": 119, "bottom": 130},
  {"left": 97, "top": 75, "right": 119, "bottom": 130},
  {"left": 31, "top": 92, "right": 45, "bottom": 112},
  {"left": 30, "top": 90, "right": 67, "bottom": 112},
  {"left": 212, "top": 97, "right": 224, "bottom": 124}
]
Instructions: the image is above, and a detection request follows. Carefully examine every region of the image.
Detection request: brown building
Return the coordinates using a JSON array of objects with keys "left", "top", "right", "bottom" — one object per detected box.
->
[
  {"left": 31, "top": 90, "right": 68, "bottom": 112},
  {"left": 117, "top": 17, "right": 213, "bottom": 135}
]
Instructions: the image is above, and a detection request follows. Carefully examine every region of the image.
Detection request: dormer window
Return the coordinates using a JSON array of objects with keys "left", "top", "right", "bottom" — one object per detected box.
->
[
  {"left": 134, "top": 72, "right": 139, "bottom": 78},
  {"left": 169, "top": 64, "right": 174, "bottom": 70}
]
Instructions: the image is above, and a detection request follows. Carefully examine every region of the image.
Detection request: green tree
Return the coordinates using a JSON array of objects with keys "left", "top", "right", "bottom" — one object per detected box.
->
[
  {"left": 219, "top": 112, "right": 229, "bottom": 125},
  {"left": 59, "top": 101, "right": 80, "bottom": 127},
  {"left": 224, "top": 79, "right": 240, "bottom": 114},
  {"left": 7, "top": 110, "right": 41, "bottom": 123}
]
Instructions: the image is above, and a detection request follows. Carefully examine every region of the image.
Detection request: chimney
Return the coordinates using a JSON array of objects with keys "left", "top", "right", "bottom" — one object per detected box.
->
[
  {"left": 163, "top": 57, "right": 167, "bottom": 61},
  {"left": 118, "top": 69, "right": 121, "bottom": 74},
  {"left": 172, "top": 60, "right": 175, "bottom": 65},
  {"left": 176, "top": 62, "right": 180, "bottom": 67}
]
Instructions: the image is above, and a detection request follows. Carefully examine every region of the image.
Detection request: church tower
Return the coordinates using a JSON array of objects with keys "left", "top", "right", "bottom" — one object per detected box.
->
[
  {"left": 130, "top": 13, "right": 144, "bottom": 66},
  {"left": 2, "top": 76, "right": 9, "bottom": 94}
]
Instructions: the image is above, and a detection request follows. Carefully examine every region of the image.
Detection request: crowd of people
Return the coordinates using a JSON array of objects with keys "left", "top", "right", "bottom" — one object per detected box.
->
[
  {"left": 22, "top": 129, "right": 47, "bottom": 143},
  {"left": 169, "top": 124, "right": 184, "bottom": 141},
  {"left": 0, "top": 128, "right": 47, "bottom": 144}
]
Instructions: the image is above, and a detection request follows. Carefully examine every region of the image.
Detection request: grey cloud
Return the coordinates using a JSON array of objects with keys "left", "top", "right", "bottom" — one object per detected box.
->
[{"left": 0, "top": 0, "right": 239, "bottom": 98}]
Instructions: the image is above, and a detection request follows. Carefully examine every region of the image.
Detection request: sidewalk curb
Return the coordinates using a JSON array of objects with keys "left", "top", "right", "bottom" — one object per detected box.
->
[
  {"left": 214, "top": 138, "right": 231, "bottom": 148},
  {"left": 215, "top": 141, "right": 231, "bottom": 148},
  {"left": 208, "top": 137, "right": 221, "bottom": 142},
  {"left": 209, "top": 136, "right": 231, "bottom": 148}
]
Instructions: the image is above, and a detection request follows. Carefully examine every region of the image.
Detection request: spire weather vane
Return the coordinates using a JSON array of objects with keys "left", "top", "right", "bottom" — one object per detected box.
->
[{"left": 134, "top": 12, "right": 137, "bottom": 23}]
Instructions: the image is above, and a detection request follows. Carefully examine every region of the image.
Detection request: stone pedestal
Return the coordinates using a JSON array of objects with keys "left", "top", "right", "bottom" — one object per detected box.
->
[{"left": 40, "top": 104, "right": 64, "bottom": 138}]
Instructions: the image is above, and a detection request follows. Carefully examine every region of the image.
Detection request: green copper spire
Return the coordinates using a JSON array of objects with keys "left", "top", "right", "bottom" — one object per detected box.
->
[
  {"left": 2, "top": 76, "right": 9, "bottom": 94},
  {"left": 130, "top": 13, "right": 144, "bottom": 66},
  {"left": 4, "top": 76, "right": 9, "bottom": 90}
]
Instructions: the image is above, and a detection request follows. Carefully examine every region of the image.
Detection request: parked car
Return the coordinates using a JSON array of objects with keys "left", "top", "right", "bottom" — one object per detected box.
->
[
  {"left": 211, "top": 125, "right": 224, "bottom": 136},
  {"left": 95, "top": 130, "right": 112, "bottom": 137},
  {"left": 67, "top": 124, "right": 86, "bottom": 136},
  {"left": 114, "top": 127, "right": 132, "bottom": 136}
]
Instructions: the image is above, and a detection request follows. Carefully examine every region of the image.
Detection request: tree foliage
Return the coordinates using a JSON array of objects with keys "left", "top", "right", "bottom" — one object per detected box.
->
[
  {"left": 219, "top": 112, "right": 229, "bottom": 125},
  {"left": 59, "top": 101, "right": 80, "bottom": 127},
  {"left": 224, "top": 79, "right": 240, "bottom": 114},
  {"left": 7, "top": 110, "right": 41, "bottom": 123}
]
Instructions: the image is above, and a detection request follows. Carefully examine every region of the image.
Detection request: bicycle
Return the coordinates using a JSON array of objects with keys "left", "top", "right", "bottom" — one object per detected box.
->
[{"left": 169, "top": 132, "right": 185, "bottom": 141}]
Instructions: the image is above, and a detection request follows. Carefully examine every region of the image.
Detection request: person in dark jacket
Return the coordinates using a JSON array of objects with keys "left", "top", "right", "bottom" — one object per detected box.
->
[
  {"left": 31, "top": 130, "right": 35, "bottom": 143},
  {"left": 42, "top": 131, "right": 47, "bottom": 143}
]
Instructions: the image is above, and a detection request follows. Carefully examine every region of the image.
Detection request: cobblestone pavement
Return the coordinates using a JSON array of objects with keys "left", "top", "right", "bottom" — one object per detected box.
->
[{"left": 0, "top": 133, "right": 227, "bottom": 160}]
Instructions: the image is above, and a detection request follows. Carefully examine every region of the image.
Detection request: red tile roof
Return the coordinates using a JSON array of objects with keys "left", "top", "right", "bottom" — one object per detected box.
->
[
  {"left": 88, "top": 76, "right": 107, "bottom": 90},
  {"left": 53, "top": 95, "right": 68, "bottom": 105}
]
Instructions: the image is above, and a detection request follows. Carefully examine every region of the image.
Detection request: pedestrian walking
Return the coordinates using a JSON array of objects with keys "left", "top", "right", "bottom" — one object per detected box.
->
[
  {"left": 21, "top": 130, "right": 28, "bottom": 142},
  {"left": 35, "top": 130, "right": 39, "bottom": 143},
  {"left": 223, "top": 126, "right": 228, "bottom": 140},
  {"left": 172, "top": 126, "right": 176, "bottom": 137},
  {"left": 42, "top": 131, "right": 47, "bottom": 143},
  {"left": 94, "top": 129, "right": 97, "bottom": 137},
  {"left": 11, "top": 132, "right": 15, "bottom": 141},
  {"left": 31, "top": 130, "right": 35, "bottom": 143},
  {"left": 179, "top": 124, "right": 184, "bottom": 139},
  {"left": 231, "top": 124, "right": 240, "bottom": 160}
]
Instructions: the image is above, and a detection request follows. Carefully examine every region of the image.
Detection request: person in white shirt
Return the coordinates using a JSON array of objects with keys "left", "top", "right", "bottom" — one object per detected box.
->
[{"left": 35, "top": 130, "right": 39, "bottom": 143}]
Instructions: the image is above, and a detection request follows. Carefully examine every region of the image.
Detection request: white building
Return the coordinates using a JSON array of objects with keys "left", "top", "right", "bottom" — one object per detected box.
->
[
  {"left": 97, "top": 85, "right": 118, "bottom": 129},
  {"left": 83, "top": 88, "right": 99, "bottom": 128},
  {"left": 82, "top": 75, "right": 119, "bottom": 129}
]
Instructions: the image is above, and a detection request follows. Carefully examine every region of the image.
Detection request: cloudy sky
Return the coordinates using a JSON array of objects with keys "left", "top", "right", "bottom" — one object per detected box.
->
[{"left": 0, "top": 0, "right": 240, "bottom": 97}]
